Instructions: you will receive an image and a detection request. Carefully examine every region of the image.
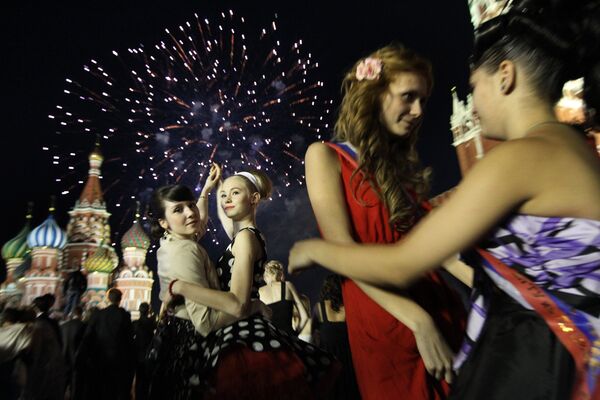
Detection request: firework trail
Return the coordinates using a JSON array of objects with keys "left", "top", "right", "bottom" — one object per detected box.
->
[{"left": 46, "top": 10, "right": 333, "bottom": 244}]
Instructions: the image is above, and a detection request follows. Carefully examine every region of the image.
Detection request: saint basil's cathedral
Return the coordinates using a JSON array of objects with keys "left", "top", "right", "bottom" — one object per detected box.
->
[{"left": 0, "top": 145, "right": 153, "bottom": 320}]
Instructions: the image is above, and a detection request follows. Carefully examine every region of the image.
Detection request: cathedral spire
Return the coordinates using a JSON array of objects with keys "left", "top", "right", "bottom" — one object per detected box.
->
[{"left": 79, "top": 137, "right": 105, "bottom": 208}]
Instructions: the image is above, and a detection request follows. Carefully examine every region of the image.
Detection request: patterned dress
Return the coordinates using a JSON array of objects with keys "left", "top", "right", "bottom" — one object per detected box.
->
[
  {"left": 197, "top": 227, "right": 339, "bottom": 399},
  {"left": 450, "top": 215, "right": 600, "bottom": 400}
]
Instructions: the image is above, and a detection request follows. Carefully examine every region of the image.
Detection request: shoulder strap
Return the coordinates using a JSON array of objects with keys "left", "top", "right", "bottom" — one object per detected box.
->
[
  {"left": 476, "top": 248, "right": 600, "bottom": 399},
  {"left": 233, "top": 227, "right": 267, "bottom": 258},
  {"left": 319, "top": 301, "right": 328, "bottom": 322},
  {"left": 281, "top": 281, "right": 286, "bottom": 301}
]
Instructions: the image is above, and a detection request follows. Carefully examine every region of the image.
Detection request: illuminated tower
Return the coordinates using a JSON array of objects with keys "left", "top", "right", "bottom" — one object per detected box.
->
[
  {"left": 63, "top": 142, "right": 117, "bottom": 274},
  {"left": 21, "top": 202, "right": 67, "bottom": 306},
  {"left": 450, "top": 88, "right": 501, "bottom": 176},
  {"left": 0, "top": 205, "right": 32, "bottom": 304},
  {"left": 114, "top": 204, "right": 153, "bottom": 319}
]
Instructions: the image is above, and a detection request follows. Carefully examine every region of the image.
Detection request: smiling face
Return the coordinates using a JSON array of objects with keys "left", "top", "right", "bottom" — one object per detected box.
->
[
  {"left": 219, "top": 176, "right": 258, "bottom": 221},
  {"left": 379, "top": 71, "right": 429, "bottom": 137},
  {"left": 159, "top": 200, "right": 201, "bottom": 239}
]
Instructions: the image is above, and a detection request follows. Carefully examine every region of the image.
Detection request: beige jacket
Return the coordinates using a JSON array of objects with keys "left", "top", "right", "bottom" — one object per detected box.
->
[{"left": 157, "top": 235, "right": 220, "bottom": 336}]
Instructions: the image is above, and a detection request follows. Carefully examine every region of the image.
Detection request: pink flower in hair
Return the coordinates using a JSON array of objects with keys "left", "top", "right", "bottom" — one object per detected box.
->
[{"left": 355, "top": 57, "right": 383, "bottom": 81}]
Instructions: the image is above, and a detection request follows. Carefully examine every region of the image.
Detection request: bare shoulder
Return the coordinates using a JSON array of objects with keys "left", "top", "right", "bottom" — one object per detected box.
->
[
  {"left": 469, "top": 136, "right": 557, "bottom": 181},
  {"left": 306, "top": 142, "right": 338, "bottom": 166},
  {"left": 231, "top": 229, "right": 262, "bottom": 256}
]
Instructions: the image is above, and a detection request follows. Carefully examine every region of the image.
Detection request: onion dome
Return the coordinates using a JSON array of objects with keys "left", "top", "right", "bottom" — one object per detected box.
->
[
  {"left": 27, "top": 210, "right": 67, "bottom": 249},
  {"left": 89, "top": 145, "right": 103, "bottom": 162},
  {"left": 83, "top": 245, "right": 115, "bottom": 273},
  {"left": 121, "top": 204, "right": 150, "bottom": 250},
  {"left": 2, "top": 207, "right": 33, "bottom": 260}
]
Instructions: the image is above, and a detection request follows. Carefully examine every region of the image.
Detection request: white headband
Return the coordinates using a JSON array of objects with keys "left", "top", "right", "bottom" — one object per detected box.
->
[{"left": 234, "top": 171, "right": 260, "bottom": 191}]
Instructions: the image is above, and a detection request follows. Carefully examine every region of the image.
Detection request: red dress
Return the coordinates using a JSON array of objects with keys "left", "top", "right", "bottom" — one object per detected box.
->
[{"left": 326, "top": 143, "right": 465, "bottom": 400}]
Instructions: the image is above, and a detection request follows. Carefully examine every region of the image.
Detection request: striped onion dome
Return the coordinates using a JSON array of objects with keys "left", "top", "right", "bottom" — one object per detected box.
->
[
  {"left": 27, "top": 215, "right": 67, "bottom": 249},
  {"left": 83, "top": 245, "right": 115, "bottom": 273},
  {"left": 121, "top": 220, "right": 150, "bottom": 250},
  {"left": 2, "top": 219, "right": 31, "bottom": 261}
]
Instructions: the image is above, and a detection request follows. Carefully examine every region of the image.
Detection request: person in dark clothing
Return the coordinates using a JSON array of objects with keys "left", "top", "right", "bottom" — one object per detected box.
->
[
  {"left": 77, "top": 288, "right": 135, "bottom": 400},
  {"left": 63, "top": 269, "right": 87, "bottom": 317},
  {"left": 258, "top": 260, "right": 308, "bottom": 336},
  {"left": 132, "top": 302, "right": 156, "bottom": 400},
  {"left": 33, "top": 294, "right": 62, "bottom": 347},
  {"left": 61, "top": 306, "right": 86, "bottom": 400},
  {"left": 313, "top": 275, "right": 360, "bottom": 400}
]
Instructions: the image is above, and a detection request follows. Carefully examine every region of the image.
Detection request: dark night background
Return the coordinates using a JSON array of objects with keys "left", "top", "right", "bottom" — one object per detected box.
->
[{"left": 1, "top": 1, "right": 474, "bottom": 303}]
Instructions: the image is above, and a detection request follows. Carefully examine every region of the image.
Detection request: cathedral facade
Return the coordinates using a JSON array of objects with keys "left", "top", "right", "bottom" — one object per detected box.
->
[{"left": 0, "top": 145, "right": 153, "bottom": 319}]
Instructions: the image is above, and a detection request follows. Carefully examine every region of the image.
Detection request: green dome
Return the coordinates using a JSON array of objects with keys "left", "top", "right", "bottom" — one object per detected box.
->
[
  {"left": 121, "top": 221, "right": 150, "bottom": 250},
  {"left": 83, "top": 245, "right": 115, "bottom": 273},
  {"left": 2, "top": 220, "right": 31, "bottom": 261}
]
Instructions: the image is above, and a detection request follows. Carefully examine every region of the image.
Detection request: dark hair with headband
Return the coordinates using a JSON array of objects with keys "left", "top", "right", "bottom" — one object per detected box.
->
[{"left": 471, "top": 0, "right": 600, "bottom": 126}]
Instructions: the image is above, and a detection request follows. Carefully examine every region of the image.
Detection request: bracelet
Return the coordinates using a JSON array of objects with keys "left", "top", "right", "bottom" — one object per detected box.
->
[{"left": 169, "top": 279, "right": 179, "bottom": 297}]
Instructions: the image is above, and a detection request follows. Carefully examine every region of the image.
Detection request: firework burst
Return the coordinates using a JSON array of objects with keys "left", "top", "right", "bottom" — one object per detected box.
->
[{"left": 46, "top": 10, "right": 333, "bottom": 241}]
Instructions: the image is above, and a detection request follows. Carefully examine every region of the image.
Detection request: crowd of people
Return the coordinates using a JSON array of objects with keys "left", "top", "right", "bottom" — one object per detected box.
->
[
  {"left": 2, "top": 0, "right": 600, "bottom": 398},
  {"left": 0, "top": 290, "right": 157, "bottom": 400}
]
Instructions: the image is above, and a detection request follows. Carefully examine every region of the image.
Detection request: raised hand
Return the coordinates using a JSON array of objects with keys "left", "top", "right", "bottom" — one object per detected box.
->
[{"left": 202, "top": 163, "right": 222, "bottom": 194}]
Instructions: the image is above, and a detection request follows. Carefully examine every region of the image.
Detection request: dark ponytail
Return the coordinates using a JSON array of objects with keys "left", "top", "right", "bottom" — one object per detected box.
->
[{"left": 471, "top": 0, "right": 600, "bottom": 123}]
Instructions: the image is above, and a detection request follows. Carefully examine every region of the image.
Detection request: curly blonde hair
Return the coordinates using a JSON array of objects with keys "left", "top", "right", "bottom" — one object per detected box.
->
[
  {"left": 334, "top": 43, "right": 432, "bottom": 229},
  {"left": 264, "top": 260, "right": 284, "bottom": 281}
]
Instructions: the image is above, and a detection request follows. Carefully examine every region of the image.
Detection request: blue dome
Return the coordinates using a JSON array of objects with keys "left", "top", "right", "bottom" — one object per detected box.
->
[{"left": 27, "top": 215, "right": 67, "bottom": 249}]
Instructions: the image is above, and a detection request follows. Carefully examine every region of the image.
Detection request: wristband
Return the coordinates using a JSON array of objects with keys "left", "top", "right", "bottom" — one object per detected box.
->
[{"left": 169, "top": 279, "right": 179, "bottom": 297}]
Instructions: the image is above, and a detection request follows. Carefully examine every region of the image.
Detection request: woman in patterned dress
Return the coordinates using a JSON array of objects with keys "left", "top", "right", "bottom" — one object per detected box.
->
[
  {"left": 290, "top": 0, "right": 600, "bottom": 398},
  {"left": 147, "top": 165, "right": 268, "bottom": 399},
  {"left": 170, "top": 169, "right": 339, "bottom": 399}
]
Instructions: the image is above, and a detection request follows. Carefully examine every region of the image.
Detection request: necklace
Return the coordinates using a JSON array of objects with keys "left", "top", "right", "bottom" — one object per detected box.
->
[{"left": 524, "top": 120, "right": 565, "bottom": 136}]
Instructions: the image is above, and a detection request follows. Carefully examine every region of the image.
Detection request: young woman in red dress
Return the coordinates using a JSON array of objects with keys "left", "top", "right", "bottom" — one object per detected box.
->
[{"left": 303, "top": 44, "right": 467, "bottom": 399}]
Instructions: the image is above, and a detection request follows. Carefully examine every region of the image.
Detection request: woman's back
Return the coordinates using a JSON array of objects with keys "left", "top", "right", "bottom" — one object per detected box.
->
[
  {"left": 258, "top": 281, "right": 294, "bottom": 304},
  {"left": 315, "top": 301, "right": 360, "bottom": 400},
  {"left": 259, "top": 281, "right": 295, "bottom": 335}
]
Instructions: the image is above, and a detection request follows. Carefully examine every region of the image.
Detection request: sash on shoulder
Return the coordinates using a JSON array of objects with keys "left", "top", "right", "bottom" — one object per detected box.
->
[{"left": 476, "top": 248, "right": 600, "bottom": 400}]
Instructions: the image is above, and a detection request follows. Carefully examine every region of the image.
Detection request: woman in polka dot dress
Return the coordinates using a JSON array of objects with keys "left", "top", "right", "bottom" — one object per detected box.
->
[
  {"left": 171, "top": 169, "right": 340, "bottom": 399},
  {"left": 147, "top": 166, "right": 270, "bottom": 400}
]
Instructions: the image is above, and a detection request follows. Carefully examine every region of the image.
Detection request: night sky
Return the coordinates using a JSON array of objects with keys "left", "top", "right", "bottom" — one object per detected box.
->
[{"left": 2, "top": 1, "right": 474, "bottom": 301}]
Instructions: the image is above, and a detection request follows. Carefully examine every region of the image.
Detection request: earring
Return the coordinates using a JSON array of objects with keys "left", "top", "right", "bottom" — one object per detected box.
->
[{"left": 163, "top": 229, "right": 169, "bottom": 239}]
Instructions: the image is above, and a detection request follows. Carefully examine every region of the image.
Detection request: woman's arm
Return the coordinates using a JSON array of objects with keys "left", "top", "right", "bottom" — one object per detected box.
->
[
  {"left": 291, "top": 140, "right": 536, "bottom": 288},
  {"left": 304, "top": 142, "right": 454, "bottom": 380},
  {"left": 287, "top": 281, "right": 309, "bottom": 333},
  {"left": 442, "top": 256, "right": 474, "bottom": 288},
  {"left": 172, "top": 280, "right": 268, "bottom": 330},
  {"left": 196, "top": 163, "right": 221, "bottom": 237},
  {"left": 173, "top": 229, "right": 258, "bottom": 318}
]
